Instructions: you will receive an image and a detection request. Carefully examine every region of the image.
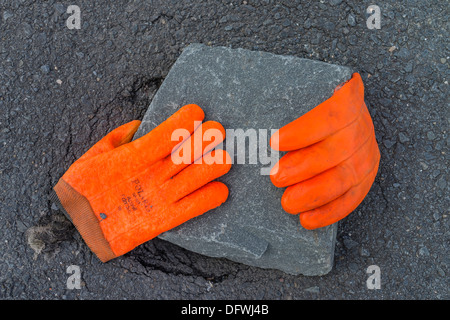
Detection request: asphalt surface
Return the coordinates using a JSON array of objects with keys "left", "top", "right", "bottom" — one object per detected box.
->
[{"left": 0, "top": 0, "right": 448, "bottom": 300}]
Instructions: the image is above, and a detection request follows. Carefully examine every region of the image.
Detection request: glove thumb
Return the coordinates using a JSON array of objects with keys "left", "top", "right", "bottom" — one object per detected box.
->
[{"left": 77, "top": 120, "right": 141, "bottom": 162}]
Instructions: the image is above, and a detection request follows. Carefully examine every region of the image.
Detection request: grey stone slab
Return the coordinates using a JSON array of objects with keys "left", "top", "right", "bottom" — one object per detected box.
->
[{"left": 133, "top": 43, "right": 353, "bottom": 276}]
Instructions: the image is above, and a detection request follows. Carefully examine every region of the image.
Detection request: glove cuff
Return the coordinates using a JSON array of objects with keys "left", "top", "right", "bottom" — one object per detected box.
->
[{"left": 50, "top": 179, "right": 117, "bottom": 262}]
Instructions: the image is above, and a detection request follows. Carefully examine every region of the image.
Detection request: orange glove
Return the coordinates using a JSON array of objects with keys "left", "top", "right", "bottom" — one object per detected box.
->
[
  {"left": 52, "top": 104, "right": 231, "bottom": 262},
  {"left": 269, "top": 73, "right": 380, "bottom": 230}
]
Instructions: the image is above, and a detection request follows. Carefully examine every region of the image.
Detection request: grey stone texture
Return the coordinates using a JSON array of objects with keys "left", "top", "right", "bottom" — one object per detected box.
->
[{"left": 133, "top": 44, "right": 353, "bottom": 275}]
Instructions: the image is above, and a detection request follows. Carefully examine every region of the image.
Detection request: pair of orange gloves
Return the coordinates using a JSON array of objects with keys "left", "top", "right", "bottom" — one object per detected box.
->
[{"left": 52, "top": 73, "right": 380, "bottom": 262}]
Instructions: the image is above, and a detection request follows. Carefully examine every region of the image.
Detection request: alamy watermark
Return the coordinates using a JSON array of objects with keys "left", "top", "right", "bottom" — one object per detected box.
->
[
  {"left": 366, "top": 265, "right": 381, "bottom": 289},
  {"left": 366, "top": 5, "right": 381, "bottom": 30},
  {"left": 171, "top": 121, "right": 279, "bottom": 176},
  {"left": 64, "top": 4, "right": 381, "bottom": 31},
  {"left": 66, "top": 5, "right": 81, "bottom": 30}
]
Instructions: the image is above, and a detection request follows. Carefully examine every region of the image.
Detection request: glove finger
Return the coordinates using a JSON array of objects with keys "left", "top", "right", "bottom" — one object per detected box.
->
[
  {"left": 270, "top": 73, "right": 365, "bottom": 152},
  {"left": 165, "top": 181, "right": 229, "bottom": 230},
  {"left": 270, "top": 103, "right": 374, "bottom": 188},
  {"left": 161, "top": 149, "right": 232, "bottom": 203},
  {"left": 129, "top": 104, "right": 205, "bottom": 166},
  {"left": 298, "top": 159, "right": 380, "bottom": 230},
  {"left": 77, "top": 120, "right": 141, "bottom": 162},
  {"left": 281, "top": 135, "right": 380, "bottom": 213},
  {"left": 155, "top": 120, "right": 226, "bottom": 183}
]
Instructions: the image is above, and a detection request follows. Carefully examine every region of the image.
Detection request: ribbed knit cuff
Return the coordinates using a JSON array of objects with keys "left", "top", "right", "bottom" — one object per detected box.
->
[{"left": 50, "top": 179, "right": 116, "bottom": 262}]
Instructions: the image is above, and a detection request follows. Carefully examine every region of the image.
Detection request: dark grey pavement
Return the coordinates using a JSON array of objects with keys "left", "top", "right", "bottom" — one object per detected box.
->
[
  {"left": 0, "top": 0, "right": 448, "bottom": 299},
  {"left": 134, "top": 43, "right": 352, "bottom": 276}
]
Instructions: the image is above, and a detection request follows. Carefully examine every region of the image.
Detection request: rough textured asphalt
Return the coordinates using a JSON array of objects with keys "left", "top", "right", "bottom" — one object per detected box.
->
[{"left": 0, "top": 0, "right": 448, "bottom": 300}]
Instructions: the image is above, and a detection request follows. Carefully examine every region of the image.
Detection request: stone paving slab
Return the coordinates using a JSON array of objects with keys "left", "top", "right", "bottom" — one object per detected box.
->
[{"left": 133, "top": 43, "right": 353, "bottom": 275}]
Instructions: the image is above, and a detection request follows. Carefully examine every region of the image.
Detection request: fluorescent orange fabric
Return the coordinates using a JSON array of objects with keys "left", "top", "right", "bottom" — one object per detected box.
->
[
  {"left": 270, "top": 73, "right": 380, "bottom": 230},
  {"left": 53, "top": 104, "right": 231, "bottom": 261}
]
